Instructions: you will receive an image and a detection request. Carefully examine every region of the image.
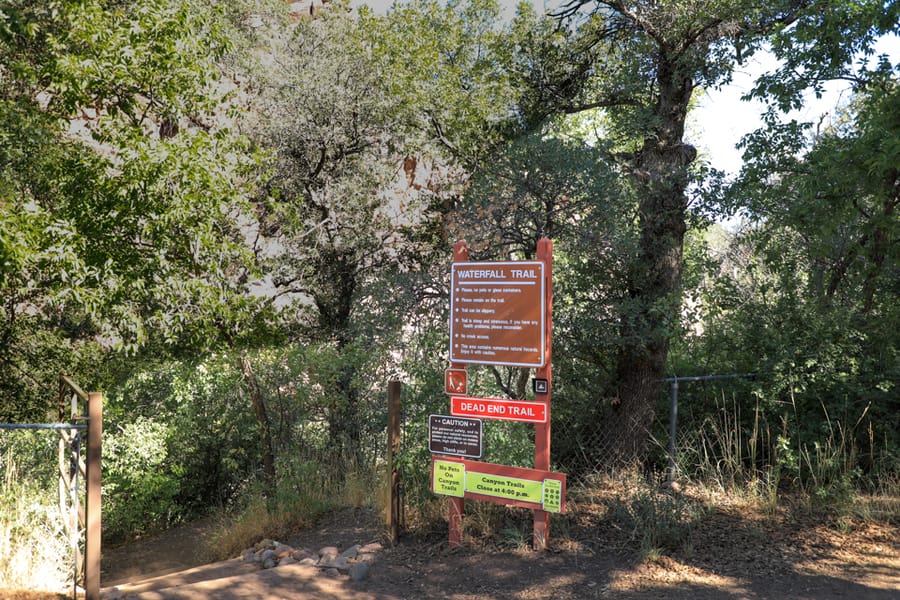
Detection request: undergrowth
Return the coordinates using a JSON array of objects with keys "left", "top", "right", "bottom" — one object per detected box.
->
[
  {"left": 205, "top": 460, "right": 383, "bottom": 561},
  {"left": 0, "top": 454, "right": 72, "bottom": 593}
]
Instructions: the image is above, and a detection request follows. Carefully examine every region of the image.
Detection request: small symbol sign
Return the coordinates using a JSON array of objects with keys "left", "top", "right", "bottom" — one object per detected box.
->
[
  {"left": 444, "top": 369, "right": 468, "bottom": 395},
  {"left": 532, "top": 378, "right": 549, "bottom": 394},
  {"left": 542, "top": 478, "right": 562, "bottom": 513}
]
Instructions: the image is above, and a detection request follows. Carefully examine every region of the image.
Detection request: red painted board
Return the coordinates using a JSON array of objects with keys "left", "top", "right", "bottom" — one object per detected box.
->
[{"left": 450, "top": 396, "right": 547, "bottom": 423}]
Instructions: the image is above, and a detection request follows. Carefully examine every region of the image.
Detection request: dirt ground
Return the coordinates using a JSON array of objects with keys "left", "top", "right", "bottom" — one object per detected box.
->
[
  {"left": 5, "top": 487, "right": 897, "bottom": 600},
  {"left": 94, "top": 488, "right": 899, "bottom": 600}
]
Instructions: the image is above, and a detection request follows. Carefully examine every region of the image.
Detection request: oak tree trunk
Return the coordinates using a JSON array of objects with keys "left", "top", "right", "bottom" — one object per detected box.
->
[{"left": 603, "top": 54, "right": 695, "bottom": 467}]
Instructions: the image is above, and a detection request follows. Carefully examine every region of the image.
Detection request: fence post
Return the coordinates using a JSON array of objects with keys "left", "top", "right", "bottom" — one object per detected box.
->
[
  {"left": 667, "top": 380, "right": 678, "bottom": 485},
  {"left": 387, "top": 381, "right": 402, "bottom": 544},
  {"left": 85, "top": 392, "right": 102, "bottom": 600}
]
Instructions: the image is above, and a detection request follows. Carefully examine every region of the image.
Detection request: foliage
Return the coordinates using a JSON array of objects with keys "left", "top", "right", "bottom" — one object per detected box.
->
[
  {"left": 1, "top": 0, "right": 898, "bottom": 561},
  {"left": 0, "top": 0, "right": 267, "bottom": 416},
  {"left": 103, "top": 418, "right": 183, "bottom": 539}
]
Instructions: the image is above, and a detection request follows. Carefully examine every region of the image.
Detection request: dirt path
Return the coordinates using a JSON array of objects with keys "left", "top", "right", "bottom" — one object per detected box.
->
[
  {"left": 97, "top": 498, "right": 899, "bottom": 600},
  {"left": 101, "top": 519, "right": 218, "bottom": 587}
]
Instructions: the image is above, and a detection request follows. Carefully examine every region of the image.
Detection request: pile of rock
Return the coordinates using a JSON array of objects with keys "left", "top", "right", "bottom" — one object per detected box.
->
[{"left": 241, "top": 539, "right": 382, "bottom": 581}]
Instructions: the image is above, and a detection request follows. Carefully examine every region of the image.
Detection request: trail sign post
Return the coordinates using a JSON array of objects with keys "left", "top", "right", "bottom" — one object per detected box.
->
[{"left": 433, "top": 238, "right": 562, "bottom": 550}]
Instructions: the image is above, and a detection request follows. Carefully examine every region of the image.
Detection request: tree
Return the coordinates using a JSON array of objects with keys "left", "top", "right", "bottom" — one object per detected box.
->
[
  {"left": 237, "top": 0, "right": 521, "bottom": 460},
  {"left": 716, "top": 78, "right": 900, "bottom": 468},
  {"left": 0, "top": 0, "right": 264, "bottom": 418},
  {"left": 506, "top": 0, "right": 896, "bottom": 465}
]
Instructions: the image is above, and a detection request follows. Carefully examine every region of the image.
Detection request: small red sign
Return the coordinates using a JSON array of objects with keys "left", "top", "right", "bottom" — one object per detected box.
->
[
  {"left": 450, "top": 396, "right": 547, "bottom": 423},
  {"left": 444, "top": 369, "right": 467, "bottom": 395}
]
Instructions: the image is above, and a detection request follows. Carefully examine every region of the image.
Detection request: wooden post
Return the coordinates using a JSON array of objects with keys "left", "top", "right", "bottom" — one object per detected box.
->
[
  {"left": 533, "top": 237, "right": 553, "bottom": 550},
  {"left": 387, "top": 380, "right": 402, "bottom": 544},
  {"left": 85, "top": 392, "right": 102, "bottom": 600},
  {"left": 448, "top": 240, "right": 469, "bottom": 548}
]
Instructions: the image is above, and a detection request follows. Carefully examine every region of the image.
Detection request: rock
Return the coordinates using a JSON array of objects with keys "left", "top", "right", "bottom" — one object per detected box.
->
[
  {"left": 318, "top": 545, "right": 339, "bottom": 560},
  {"left": 660, "top": 480, "right": 683, "bottom": 494},
  {"left": 340, "top": 544, "right": 360, "bottom": 560},
  {"left": 349, "top": 562, "right": 370, "bottom": 581},
  {"left": 357, "top": 552, "right": 377, "bottom": 563},
  {"left": 262, "top": 557, "right": 277, "bottom": 569},
  {"left": 318, "top": 555, "right": 349, "bottom": 570},
  {"left": 274, "top": 544, "right": 294, "bottom": 559},
  {"left": 324, "top": 567, "right": 341, "bottom": 578},
  {"left": 261, "top": 549, "right": 276, "bottom": 562},
  {"left": 278, "top": 556, "right": 296, "bottom": 566},
  {"left": 292, "top": 548, "right": 315, "bottom": 561},
  {"left": 299, "top": 557, "right": 318, "bottom": 566},
  {"left": 360, "top": 542, "right": 383, "bottom": 553}
]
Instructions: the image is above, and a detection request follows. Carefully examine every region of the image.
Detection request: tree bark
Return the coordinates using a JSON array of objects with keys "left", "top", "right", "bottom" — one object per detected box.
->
[
  {"left": 239, "top": 354, "right": 276, "bottom": 492},
  {"left": 603, "top": 53, "right": 695, "bottom": 467}
]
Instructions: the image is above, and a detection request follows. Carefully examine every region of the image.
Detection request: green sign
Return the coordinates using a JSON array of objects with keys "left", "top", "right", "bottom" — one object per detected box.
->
[
  {"left": 465, "top": 471, "right": 544, "bottom": 504},
  {"left": 542, "top": 478, "right": 562, "bottom": 512},
  {"left": 433, "top": 460, "right": 465, "bottom": 497}
]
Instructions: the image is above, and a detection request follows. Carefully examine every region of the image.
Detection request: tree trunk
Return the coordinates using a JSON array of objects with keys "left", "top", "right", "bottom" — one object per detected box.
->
[
  {"left": 239, "top": 354, "right": 276, "bottom": 493},
  {"left": 603, "top": 55, "right": 695, "bottom": 468},
  {"left": 314, "top": 248, "right": 364, "bottom": 469}
]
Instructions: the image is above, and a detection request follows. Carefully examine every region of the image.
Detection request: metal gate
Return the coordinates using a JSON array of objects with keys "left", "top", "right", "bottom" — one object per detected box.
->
[{"left": 0, "top": 374, "right": 102, "bottom": 600}]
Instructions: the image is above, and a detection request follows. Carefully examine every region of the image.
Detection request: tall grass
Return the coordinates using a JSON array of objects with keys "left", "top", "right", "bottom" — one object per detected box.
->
[
  {"left": 0, "top": 452, "right": 72, "bottom": 593},
  {"left": 677, "top": 394, "right": 896, "bottom": 517},
  {"left": 206, "top": 455, "right": 385, "bottom": 560}
]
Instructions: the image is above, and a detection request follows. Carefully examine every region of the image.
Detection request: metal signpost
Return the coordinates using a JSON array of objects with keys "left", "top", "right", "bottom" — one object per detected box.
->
[{"left": 431, "top": 238, "right": 565, "bottom": 550}]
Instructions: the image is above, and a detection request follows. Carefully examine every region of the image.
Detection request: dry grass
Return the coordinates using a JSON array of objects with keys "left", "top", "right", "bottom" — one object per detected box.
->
[
  {"left": 1, "top": 459, "right": 72, "bottom": 595},
  {"left": 0, "top": 593, "right": 67, "bottom": 600}
]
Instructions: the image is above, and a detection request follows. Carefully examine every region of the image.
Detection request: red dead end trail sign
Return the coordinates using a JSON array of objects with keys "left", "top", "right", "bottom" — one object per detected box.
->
[{"left": 450, "top": 396, "right": 547, "bottom": 423}]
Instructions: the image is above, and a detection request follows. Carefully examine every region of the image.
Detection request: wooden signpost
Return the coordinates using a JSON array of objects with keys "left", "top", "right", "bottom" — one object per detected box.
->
[{"left": 431, "top": 238, "right": 564, "bottom": 550}]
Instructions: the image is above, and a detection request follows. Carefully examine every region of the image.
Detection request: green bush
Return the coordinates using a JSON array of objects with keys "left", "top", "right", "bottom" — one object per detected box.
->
[
  {"left": 103, "top": 418, "right": 182, "bottom": 539},
  {"left": 0, "top": 433, "right": 72, "bottom": 592}
]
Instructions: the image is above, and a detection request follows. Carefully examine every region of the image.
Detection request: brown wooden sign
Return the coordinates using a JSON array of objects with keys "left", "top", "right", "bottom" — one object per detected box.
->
[{"left": 449, "top": 261, "right": 545, "bottom": 367}]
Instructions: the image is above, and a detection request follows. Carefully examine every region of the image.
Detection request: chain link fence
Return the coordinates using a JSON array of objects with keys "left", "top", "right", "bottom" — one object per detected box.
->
[{"left": 391, "top": 371, "right": 767, "bottom": 499}]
